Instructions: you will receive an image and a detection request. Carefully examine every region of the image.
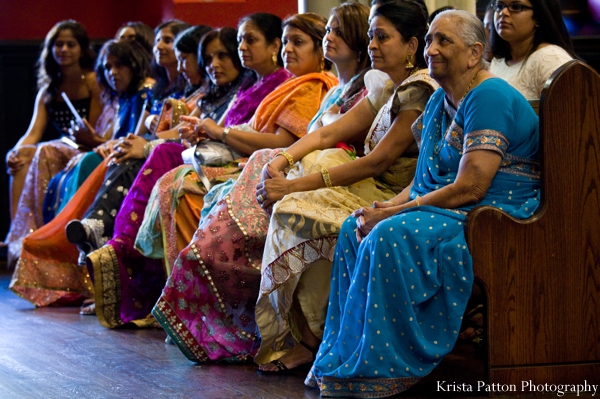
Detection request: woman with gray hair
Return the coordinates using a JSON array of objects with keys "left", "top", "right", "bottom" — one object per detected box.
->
[{"left": 306, "top": 10, "right": 540, "bottom": 398}]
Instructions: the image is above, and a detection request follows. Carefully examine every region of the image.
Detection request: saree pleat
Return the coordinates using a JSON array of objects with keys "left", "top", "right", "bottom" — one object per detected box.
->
[
  {"left": 5, "top": 141, "right": 80, "bottom": 266},
  {"left": 89, "top": 143, "right": 189, "bottom": 328},
  {"left": 9, "top": 158, "right": 109, "bottom": 306}
]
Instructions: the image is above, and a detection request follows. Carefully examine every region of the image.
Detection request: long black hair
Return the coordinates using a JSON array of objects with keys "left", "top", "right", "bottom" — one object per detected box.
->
[
  {"left": 37, "top": 20, "right": 96, "bottom": 103},
  {"left": 238, "top": 13, "right": 285, "bottom": 67},
  {"left": 117, "top": 21, "right": 155, "bottom": 54},
  {"left": 152, "top": 20, "right": 190, "bottom": 100},
  {"left": 282, "top": 13, "right": 333, "bottom": 71},
  {"left": 96, "top": 39, "right": 152, "bottom": 100},
  {"left": 490, "top": 0, "right": 575, "bottom": 61},
  {"left": 198, "top": 27, "right": 245, "bottom": 73},
  {"left": 330, "top": 2, "right": 371, "bottom": 101},
  {"left": 175, "top": 25, "right": 212, "bottom": 84},
  {"left": 372, "top": 0, "right": 429, "bottom": 69}
]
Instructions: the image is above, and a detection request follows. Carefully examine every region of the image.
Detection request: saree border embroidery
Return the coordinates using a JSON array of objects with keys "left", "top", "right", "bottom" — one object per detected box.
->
[
  {"left": 153, "top": 299, "right": 210, "bottom": 363},
  {"left": 499, "top": 153, "right": 541, "bottom": 178},
  {"left": 305, "top": 370, "right": 420, "bottom": 398},
  {"left": 260, "top": 236, "right": 337, "bottom": 295},
  {"left": 464, "top": 129, "right": 509, "bottom": 156},
  {"left": 92, "top": 245, "right": 123, "bottom": 328},
  {"left": 10, "top": 257, "right": 94, "bottom": 306}
]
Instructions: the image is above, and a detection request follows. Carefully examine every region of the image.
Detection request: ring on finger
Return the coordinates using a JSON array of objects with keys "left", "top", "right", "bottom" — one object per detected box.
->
[{"left": 257, "top": 194, "right": 264, "bottom": 203}]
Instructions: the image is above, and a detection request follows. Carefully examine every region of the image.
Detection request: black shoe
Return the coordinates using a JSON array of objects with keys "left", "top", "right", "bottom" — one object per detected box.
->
[{"left": 66, "top": 220, "right": 92, "bottom": 266}]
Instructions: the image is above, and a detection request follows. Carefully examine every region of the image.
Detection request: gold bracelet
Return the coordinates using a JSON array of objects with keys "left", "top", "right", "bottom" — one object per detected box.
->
[
  {"left": 415, "top": 195, "right": 421, "bottom": 206},
  {"left": 276, "top": 151, "right": 294, "bottom": 169},
  {"left": 321, "top": 168, "right": 333, "bottom": 188}
]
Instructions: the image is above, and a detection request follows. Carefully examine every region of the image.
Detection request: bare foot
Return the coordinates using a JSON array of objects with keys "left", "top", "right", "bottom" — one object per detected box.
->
[{"left": 258, "top": 342, "right": 316, "bottom": 373}]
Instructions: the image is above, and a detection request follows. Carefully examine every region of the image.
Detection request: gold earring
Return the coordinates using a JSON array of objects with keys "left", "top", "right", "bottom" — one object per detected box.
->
[
  {"left": 405, "top": 54, "right": 414, "bottom": 70},
  {"left": 320, "top": 58, "right": 325, "bottom": 72},
  {"left": 272, "top": 53, "right": 278, "bottom": 66}
]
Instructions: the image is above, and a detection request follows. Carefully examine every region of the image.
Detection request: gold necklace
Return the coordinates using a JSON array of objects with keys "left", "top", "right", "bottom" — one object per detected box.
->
[
  {"left": 459, "top": 69, "right": 479, "bottom": 106},
  {"left": 432, "top": 69, "right": 481, "bottom": 157}
]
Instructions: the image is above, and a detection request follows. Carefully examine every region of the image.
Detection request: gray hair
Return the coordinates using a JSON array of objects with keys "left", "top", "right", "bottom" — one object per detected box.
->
[{"left": 433, "top": 9, "right": 490, "bottom": 69}]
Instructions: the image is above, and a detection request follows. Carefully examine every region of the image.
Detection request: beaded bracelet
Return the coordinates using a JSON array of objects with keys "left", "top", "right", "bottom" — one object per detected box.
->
[{"left": 321, "top": 168, "right": 333, "bottom": 188}]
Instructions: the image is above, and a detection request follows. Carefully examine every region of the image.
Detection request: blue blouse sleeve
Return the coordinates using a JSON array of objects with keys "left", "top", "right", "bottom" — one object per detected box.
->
[{"left": 458, "top": 78, "right": 538, "bottom": 160}]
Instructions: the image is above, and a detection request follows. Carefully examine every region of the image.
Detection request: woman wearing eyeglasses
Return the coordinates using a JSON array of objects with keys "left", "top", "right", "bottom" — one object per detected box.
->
[{"left": 489, "top": 0, "right": 575, "bottom": 100}]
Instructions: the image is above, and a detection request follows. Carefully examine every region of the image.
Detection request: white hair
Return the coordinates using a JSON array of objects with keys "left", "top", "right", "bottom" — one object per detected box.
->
[{"left": 434, "top": 9, "right": 490, "bottom": 69}]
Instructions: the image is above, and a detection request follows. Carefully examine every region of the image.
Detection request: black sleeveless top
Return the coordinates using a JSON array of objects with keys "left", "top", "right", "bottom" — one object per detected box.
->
[{"left": 43, "top": 97, "right": 91, "bottom": 142}]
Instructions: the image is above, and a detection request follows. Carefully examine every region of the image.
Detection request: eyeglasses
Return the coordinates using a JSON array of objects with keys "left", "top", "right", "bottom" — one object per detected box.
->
[{"left": 492, "top": 1, "right": 534, "bottom": 13}]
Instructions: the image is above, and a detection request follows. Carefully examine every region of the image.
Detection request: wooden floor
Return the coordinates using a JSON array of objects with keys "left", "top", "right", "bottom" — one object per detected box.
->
[{"left": 0, "top": 265, "right": 532, "bottom": 399}]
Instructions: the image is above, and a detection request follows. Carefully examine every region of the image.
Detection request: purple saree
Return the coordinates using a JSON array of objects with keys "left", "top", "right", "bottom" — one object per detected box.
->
[{"left": 90, "top": 68, "right": 292, "bottom": 328}]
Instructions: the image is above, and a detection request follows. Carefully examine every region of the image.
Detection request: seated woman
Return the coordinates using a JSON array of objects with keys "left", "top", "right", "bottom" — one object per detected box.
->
[
  {"left": 138, "top": 12, "right": 341, "bottom": 271},
  {"left": 135, "top": 20, "right": 191, "bottom": 138},
  {"left": 116, "top": 21, "right": 155, "bottom": 54},
  {"left": 253, "top": 1, "right": 437, "bottom": 373},
  {"left": 66, "top": 25, "right": 214, "bottom": 260},
  {"left": 41, "top": 22, "right": 156, "bottom": 224},
  {"left": 3, "top": 20, "right": 102, "bottom": 266},
  {"left": 150, "top": 6, "right": 372, "bottom": 363},
  {"left": 306, "top": 10, "right": 540, "bottom": 398},
  {"left": 9, "top": 39, "right": 154, "bottom": 307},
  {"left": 489, "top": 0, "right": 575, "bottom": 99},
  {"left": 86, "top": 15, "right": 295, "bottom": 326}
]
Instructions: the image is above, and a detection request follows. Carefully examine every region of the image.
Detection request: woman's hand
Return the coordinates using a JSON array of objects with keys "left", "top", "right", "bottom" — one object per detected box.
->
[
  {"left": 94, "top": 140, "right": 116, "bottom": 159},
  {"left": 352, "top": 201, "right": 396, "bottom": 243},
  {"left": 6, "top": 145, "right": 36, "bottom": 175},
  {"left": 195, "top": 118, "right": 222, "bottom": 141},
  {"left": 255, "top": 172, "right": 293, "bottom": 211},
  {"left": 69, "top": 118, "right": 102, "bottom": 148},
  {"left": 179, "top": 115, "right": 210, "bottom": 146},
  {"left": 109, "top": 134, "right": 147, "bottom": 164},
  {"left": 259, "top": 162, "right": 284, "bottom": 185},
  {"left": 179, "top": 115, "right": 205, "bottom": 145}
]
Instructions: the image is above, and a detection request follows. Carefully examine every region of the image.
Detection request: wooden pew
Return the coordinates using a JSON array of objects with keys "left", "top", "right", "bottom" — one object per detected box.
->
[{"left": 464, "top": 60, "right": 600, "bottom": 390}]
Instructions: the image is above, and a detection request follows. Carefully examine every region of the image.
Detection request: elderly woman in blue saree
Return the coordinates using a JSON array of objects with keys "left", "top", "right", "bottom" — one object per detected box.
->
[{"left": 306, "top": 10, "right": 540, "bottom": 398}]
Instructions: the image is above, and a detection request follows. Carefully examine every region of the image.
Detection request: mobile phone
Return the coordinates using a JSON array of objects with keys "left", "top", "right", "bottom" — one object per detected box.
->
[
  {"left": 61, "top": 136, "right": 79, "bottom": 149},
  {"left": 61, "top": 92, "right": 85, "bottom": 128}
]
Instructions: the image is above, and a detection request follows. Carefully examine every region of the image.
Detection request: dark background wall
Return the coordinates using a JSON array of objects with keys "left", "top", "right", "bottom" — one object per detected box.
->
[{"left": 0, "top": 0, "right": 298, "bottom": 239}]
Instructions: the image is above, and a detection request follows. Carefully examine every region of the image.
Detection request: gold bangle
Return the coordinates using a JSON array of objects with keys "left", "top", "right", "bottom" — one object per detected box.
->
[
  {"left": 321, "top": 168, "right": 333, "bottom": 188},
  {"left": 415, "top": 195, "right": 421, "bottom": 206},
  {"left": 276, "top": 151, "right": 294, "bottom": 169}
]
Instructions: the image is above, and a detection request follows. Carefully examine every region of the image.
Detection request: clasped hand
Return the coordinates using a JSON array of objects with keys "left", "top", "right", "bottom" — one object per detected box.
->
[
  {"left": 352, "top": 201, "right": 395, "bottom": 243},
  {"left": 255, "top": 162, "right": 288, "bottom": 214},
  {"left": 68, "top": 118, "right": 100, "bottom": 148},
  {"left": 107, "top": 134, "right": 146, "bottom": 165},
  {"left": 179, "top": 116, "right": 221, "bottom": 148}
]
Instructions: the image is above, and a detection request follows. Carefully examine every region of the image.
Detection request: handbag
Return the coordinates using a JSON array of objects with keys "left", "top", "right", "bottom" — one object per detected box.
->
[{"left": 181, "top": 139, "right": 242, "bottom": 190}]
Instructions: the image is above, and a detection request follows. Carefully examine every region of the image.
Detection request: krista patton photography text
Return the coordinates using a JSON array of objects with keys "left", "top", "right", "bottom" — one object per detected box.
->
[{"left": 437, "top": 380, "right": 598, "bottom": 396}]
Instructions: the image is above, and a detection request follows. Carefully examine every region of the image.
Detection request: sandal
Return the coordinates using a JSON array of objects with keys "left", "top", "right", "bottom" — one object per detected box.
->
[
  {"left": 459, "top": 304, "right": 484, "bottom": 346},
  {"left": 257, "top": 341, "right": 317, "bottom": 375}
]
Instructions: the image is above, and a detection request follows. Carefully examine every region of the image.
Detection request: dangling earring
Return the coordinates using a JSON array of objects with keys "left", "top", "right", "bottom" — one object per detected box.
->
[
  {"left": 405, "top": 54, "right": 414, "bottom": 70},
  {"left": 320, "top": 58, "right": 325, "bottom": 72},
  {"left": 272, "top": 53, "right": 278, "bottom": 66}
]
